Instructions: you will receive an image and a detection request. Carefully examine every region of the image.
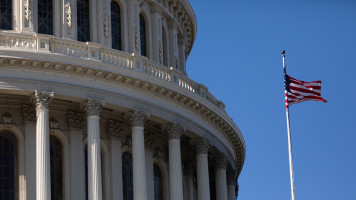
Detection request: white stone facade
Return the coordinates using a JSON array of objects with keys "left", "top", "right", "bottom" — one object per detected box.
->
[{"left": 0, "top": 0, "right": 245, "bottom": 200}]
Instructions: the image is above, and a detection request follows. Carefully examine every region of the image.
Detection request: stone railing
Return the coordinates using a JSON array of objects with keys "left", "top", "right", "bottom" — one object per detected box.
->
[{"left": 0, "top": 32, "right": 226, "bottom": 112}]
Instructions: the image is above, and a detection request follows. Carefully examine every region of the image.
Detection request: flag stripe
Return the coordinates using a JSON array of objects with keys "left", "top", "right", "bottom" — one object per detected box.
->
[{"left": 285, "top": 75, "right": 327, "bottom": 108}]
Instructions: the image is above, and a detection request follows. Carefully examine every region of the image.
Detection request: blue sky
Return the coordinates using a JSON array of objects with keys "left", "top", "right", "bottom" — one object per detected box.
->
[{"left": 187, "top": 0, "right": 356, "bottom": 199}]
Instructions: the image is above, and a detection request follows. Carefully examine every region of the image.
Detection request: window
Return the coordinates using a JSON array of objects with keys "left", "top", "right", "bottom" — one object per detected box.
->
[
  {"left": 111, "top": 1, "right": 122, "bottom": 50},
  {"left": 0, "top": 131, "right": 17, "bottom": 200},
  {"left": 0, "top": 0, "right": 12, "bottom": 30},
  {"left": 50, "top": 135, "right": 63, "bottom": 200},
  {"left": 154, "top": 164, "right": 163, "bottom": 200},
  {"left": 139, "top": 14, "right": 147, "bottom": 57},
  {"left": 122, "top": 152, "right": 133, "bottom": 200},
  {"left": 38, "top": 0, "right": 53, "bottom": 35},
  {"left": 77, "top": 0, "right": 90, "bottom": 42}
]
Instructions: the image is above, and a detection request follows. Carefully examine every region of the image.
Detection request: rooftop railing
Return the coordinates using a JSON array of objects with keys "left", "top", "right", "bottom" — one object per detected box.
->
[{"left": 0, "top": 32, "right": 226, "bottom": 112}]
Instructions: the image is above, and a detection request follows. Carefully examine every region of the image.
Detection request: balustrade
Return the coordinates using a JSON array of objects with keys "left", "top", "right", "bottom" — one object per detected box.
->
[{"left": 0, "top": 32, "right": 226, "bottom": 112}]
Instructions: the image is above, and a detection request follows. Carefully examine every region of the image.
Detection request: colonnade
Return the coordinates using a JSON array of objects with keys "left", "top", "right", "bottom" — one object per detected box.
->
[
  {"left": 9, "top": 0, "right": 187, "bottom": 73},
  {"left": 31, "top": 90, "right": 237, "bottom": 200}
]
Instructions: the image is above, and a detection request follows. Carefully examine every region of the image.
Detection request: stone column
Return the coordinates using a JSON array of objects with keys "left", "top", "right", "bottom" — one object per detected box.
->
[
  {"left": 178, "top": 36, "right": 186, "bottom": 73},
  {"left": 227, "top": 169, "right": 237, "bottom": 200},
  {"left": 33, "top": 91, "right": 54, "bottom": 200},
  {"left": 193, "top": 137, "right": 212, "bottom": 200},
  {"left": 168, "top": 21, "right": 178, "bottom": 68},
  {"left": 162, "top": 123, "right": 185, "bottom": 200},
  {"left": 81, "top": 99, "right": 104, "bottom": 200},
  {"left": 150, "top": 6, "right": 162, "bottom": 63},
  {"left": 215, "top": 153, "right": 228, "bottom": 200},
  {"left": 23, "top": 105, "right": 37, "bottom": 200},
  {"left": 107, "top": 119, "right": 123, "bottom": 200},
  {"left": 67, "top": 111, "right": 86, "bottom": 200},
  {"left": 126, "top": 109, "right": 150, "bottom": 200}
]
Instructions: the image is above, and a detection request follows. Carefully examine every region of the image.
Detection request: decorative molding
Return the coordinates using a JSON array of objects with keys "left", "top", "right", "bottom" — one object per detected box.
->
[
  {"left": 80, "top": 99, "right": 103, "bottom": 116},
  {"left": 134, "top": 25, "right": 140, "bottom": 52},
  {"left": 49, "top": 117, "right": 59, "bottom": 129},
  {"left": 2, "top": 112, "right": 12, "bottom": 127},
  {"left": 125, "top": 109, "right": 149, "bottom": 127},
  {"left": 0, "top": 55, "right": 245, "bottom": 173},
  {"left": 107, "top": 119, "right": 122, "bottom": 140},
  {"left": 215, "top": 152, "right": 229, "bottom": 170},
  {"left": 23, "top": 104, "right": 36, "bottom": 123},
  {"left": 192, "top": 137, "right": 212, "bottom": 155},
  {"left": 162, "top": 122, "right": 185, "bottom": 140},
  {"left": 67, "top": 110, "right": 84, "bottom": 130},
  {"left": 103, "top": 8, "right": 110, "bottom": 38},
  {"left": 24, "top": 0, "right": 31, "bottom": 21},
  {"left": 158, "top": 42, "right": 163, "bottom": 64},
  {"left": 227, "top": 168, "right": 237, "bottom": 185},
  {"left": 144, "top": 131, "right": 155, "bottom": 150},
  {"left": 153, "top": 147, "right": 167, "bottom": 161},
  {"left": 32, "top": 90, "right": 54, "bottom": 110},
  {"left": 64, "top": 2, "right": 72, "bottom": 28}
]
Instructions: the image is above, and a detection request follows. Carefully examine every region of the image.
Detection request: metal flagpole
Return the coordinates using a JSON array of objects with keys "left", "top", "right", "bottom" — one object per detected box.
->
[{"left": 282, "top": 50, "right": 296, "bottom": 200}]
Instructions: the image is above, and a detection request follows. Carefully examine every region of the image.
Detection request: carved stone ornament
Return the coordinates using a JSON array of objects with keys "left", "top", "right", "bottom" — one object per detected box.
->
[
  {"left": 162, "top": 122, "right": 185, "bottom": 140},
  {"left": 80, "top": 99, "right": 103, "bottom": 116},
  {"left": 2, "top": 112, "right": 12, "bottom": 127},
  {"left": 158, "top": 42, "right": 163, "bottom": 64},
  {"left": 215, "top": 152, "right": 229, "bottom": 170},
  {"left": 64, "top": 2, "right": 72, "bottom": 28},
  {"left": 103, "top": 9, "right": 110, "bottom": 38},
  {"left": 227, "top": 169, "right": 238, "bottom": 185},
  {"left": 134, "top": 24, "right": 140, "bottom": 52},
  {"left": 67, "top": 110, "right": 84, "bottom": 129},
  {"left": 153, "top": 147, "right": 166, "bottom": 161},
  {"left": 32, "top": 90, "right": 54, "bottom": 110},
  {"left": 107, "top": 119, "right": 121, "bottom": 140},
  {"left": 125, "top": 109, "right": 149, "bottom": 127},
  {"left": 49, "top": 117, "right": 58, "bottom": 129},
  {"left": 23, "top": 104, "right": 36, "bottom": 122},
  {"left": 24, "top": 0, "right": 31, "bottom": 21},
  {"left": 192, "top": 137, "right": 212, "bottom": 155}
]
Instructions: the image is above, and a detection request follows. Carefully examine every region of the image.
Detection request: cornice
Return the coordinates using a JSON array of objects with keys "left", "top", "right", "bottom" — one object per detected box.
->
[{"left": 0, "top": 54, "right": 245, "bottom": 174}]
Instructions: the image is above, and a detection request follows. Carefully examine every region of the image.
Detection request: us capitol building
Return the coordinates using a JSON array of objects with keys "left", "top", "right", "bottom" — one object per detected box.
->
[{"left": 0, "top": 0, "right": 246, "bottom": 200}]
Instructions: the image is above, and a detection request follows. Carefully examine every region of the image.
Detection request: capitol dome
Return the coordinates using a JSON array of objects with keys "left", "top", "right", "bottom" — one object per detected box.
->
[{"left": 0, "top": 0, "right": 245, "bottom": 200}]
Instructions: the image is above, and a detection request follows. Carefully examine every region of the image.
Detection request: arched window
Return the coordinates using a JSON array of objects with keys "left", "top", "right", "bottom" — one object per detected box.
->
[
  {"left": 162, "top": 27, "right": 168, "bottom": 66},
  {"left": 154, "top": 164, "right": 163, "bottom": 200},
  {"left": 0, "top": 0, "right": 12, "bottom": 30},
  {"left": 0, "top": 131, "right": 17, "bottom": 200},
  {"left": 111, "top": 1, "right": 122, "bottom": 50},
  {"left": 122, "top": 152, "right": 133, "bottom": 200},
  {"left": 77, "top": 0, "right": 90, "bottom": 42},
  {"left": 85, "top": 145, "right": 105, "bottom": 200},
  {"left": 139, "top": 14, "right": 147, "bottom": 57},
  {"left": 50, "top": 135, "right": 63, "bottom": 200},
  {"left": 38, "top": 0, "right": 53, "bottom": 35}
]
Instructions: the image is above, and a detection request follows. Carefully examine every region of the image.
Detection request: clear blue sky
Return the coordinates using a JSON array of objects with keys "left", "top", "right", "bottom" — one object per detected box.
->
[{"left": 187, "top": 0, "right": 356, "bottom": 199}]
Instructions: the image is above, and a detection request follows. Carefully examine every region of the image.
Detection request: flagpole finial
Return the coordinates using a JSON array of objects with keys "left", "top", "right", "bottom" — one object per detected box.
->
[{"left": 281, "top": 50, "right": 285, "bottom": 55}]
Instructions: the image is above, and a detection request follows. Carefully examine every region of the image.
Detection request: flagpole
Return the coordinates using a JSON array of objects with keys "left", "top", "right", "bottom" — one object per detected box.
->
[{"left": 282, "top": 50, "right": 296, "bottom": 200}]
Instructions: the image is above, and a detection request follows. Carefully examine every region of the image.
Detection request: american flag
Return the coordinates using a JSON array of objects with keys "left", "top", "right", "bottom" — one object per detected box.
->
[{"left": 284, "top": 72, "right": 327, "bottom": 108}]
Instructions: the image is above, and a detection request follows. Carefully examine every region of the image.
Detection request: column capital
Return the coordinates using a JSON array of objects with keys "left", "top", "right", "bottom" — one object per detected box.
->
[
  {"left": 32, "top": 90, "right": 54, "bottom": 110},
  {"left": 192, "top": 137, "right": 212, "bottom": 155},
  {"left": 125, "top": 109, "right": 150, "bottom": 127},
  {"left": 107, "top": 119, "right": 122, "bottom": 140},
  {"left": 162, "top": 122, "right": 185, "bottom": 140},
  {"left": 67, "top": 110, "right": 84, "bottom": 130},
  {"left": 23, "top": 104, "right": 36, "bottom": 123},
  {"left": 227, "top": 169, "right": 237, "bottom": 185},
  {"left": 80, "top": 98, "right": 103, "bottom": 116},
  {"left": 215, "top": 152, "right": 229, "bottom": 170}
]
